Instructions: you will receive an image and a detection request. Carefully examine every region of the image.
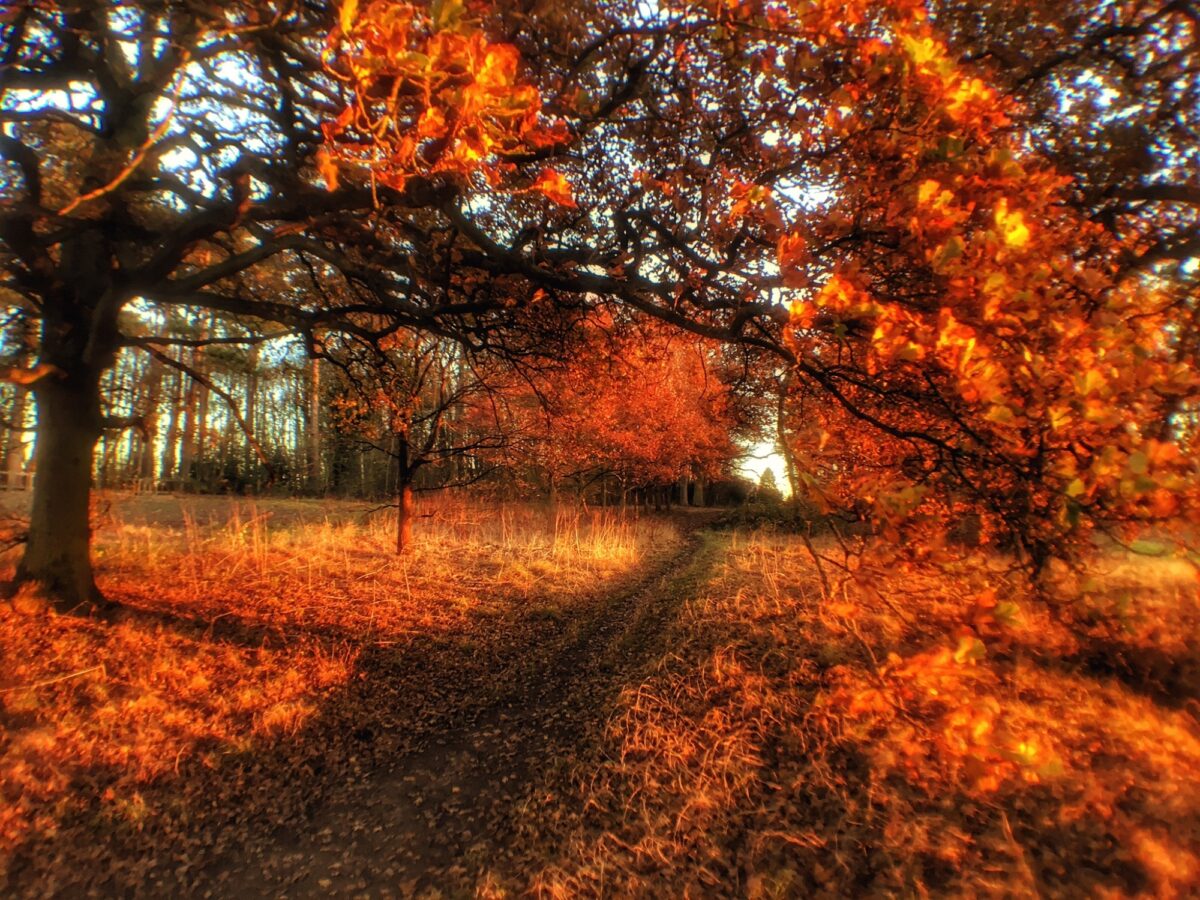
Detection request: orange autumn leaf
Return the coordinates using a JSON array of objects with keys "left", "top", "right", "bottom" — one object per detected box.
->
[
  {"left": 777, "top": 231, "right": 808, "bottom": 269},
  {"left": 994, "top": 197, "right": 1030, "bottom": 247},
  {"left": 531, "top": 168, "right": 577, "bottom": 207},
  {"left": 321, "top": 1, "right": 566, "bottom": 190},
  {"left": 338, "top": 0, "right": 358, "bottom": 34},
  {"left": 417, "top": 106, "right": 448, "bottom": 140},
  {"left": 476, "top": 44, "right": 520, "bottom": 91},
  {"left": 315, "top": 147, "right": 339, "bottom": 191}
]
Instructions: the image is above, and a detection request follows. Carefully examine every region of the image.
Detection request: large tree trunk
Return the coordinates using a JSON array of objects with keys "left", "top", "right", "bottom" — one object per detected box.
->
[
  {"left": 16, "top": 372, "right": 108, "bottom": 613},
  {"left": 12, "top": 114, "right": 131, "bottom": 611},
  {"left": 396, "top": 481, "right": 414, "bottom": 554}
]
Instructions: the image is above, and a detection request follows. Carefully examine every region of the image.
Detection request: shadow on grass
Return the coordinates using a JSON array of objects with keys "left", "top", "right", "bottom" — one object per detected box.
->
[
  {"left": 6, "top": 518, "right": 1197, "bottom": 897},
  {"left": 1, "top": 522, "right": 713, "bottom": 898},
  {"left": 1066, "top": 635, "right": 1200, "bottom": 710},
  {"left": 506, "top": 541, "right": 1199, "bottom": 897}
]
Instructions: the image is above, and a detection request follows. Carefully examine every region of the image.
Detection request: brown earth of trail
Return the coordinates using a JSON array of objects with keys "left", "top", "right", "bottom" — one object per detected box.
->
[{"left": 210, "top": 514, "right": 726, "bottom": 898}]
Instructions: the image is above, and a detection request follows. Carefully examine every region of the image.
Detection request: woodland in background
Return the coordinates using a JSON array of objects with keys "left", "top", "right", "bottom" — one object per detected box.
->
[{"left": 0, "top": 309, "right": 749, "bottom": 508}]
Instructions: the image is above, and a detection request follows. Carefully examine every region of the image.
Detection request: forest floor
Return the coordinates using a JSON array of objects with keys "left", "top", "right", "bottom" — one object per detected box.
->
[{"left": 2, "top": 493, "right": 1199, "bottom": 897}]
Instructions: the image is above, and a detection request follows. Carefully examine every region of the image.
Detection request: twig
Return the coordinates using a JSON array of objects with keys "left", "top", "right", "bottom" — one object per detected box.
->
[
  {"left": 1, "top": 664, "right": 106, "bottom": 694},
  {"left": 799, "top": 527, "right": 831, "bottom": 599}
]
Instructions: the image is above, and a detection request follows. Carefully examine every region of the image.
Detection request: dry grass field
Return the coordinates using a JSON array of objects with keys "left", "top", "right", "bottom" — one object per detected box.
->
[
  {"left": 0, "top": 492, "right": 681, "bottom": 895},
  {"left": 1, "top": 494, "right": 1198, "bottom": 897}
]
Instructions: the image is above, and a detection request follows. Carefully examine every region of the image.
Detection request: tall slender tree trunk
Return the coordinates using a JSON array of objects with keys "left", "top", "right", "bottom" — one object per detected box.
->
[
  {"left": 219, "top": 418, "right": 232, "bottom": 489},
  {"left": 244, "top": 346, "right": 257, "bottom": 489},
  {"left": 195, "top": 372, "right": 209, "bottom": 485},
  {"left": 124, "top": 422, "right": 138, "bottom": 486},
  {"left": 179, "top": 368, "right": 198, "bottom": 486},
  {"left": 777, "top": 372, "right": 801, "bottom": 517},
  {"left": 306, "top": 357, "right": 322, "bottom": 493},
  {"left": 138, "top": 355, "right": 164, "bottom": 488},
  {"left": 160, "top": 369, "right": 181, "bottom": 485},
  {"left": 4, "top": 314, "right": 34, "bottom": 490},
  {"left": 292, "top": 377, "right": 304, "bottom": 492},
  {"left": 5, "top": 388, "right": 29, "bottom": 490},
  {"left": 395, "top": 432, "right": 414, "bottom": 554}
]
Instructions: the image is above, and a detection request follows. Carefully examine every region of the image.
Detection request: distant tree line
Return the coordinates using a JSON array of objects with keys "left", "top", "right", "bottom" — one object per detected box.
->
[{"left": 0, "top": 304, "right": 758, "bottom": 520}]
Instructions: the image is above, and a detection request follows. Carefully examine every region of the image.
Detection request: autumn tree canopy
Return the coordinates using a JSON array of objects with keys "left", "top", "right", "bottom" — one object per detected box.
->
[
  {"left": 321, "top": 0, "right": 1198, "bottom": 565},
  {"left": 491, "top": 320, "right": 742, "bottom": 500},
  {"left": 0, "top": 0, "right": 585, "bottom": 607},
  {"left": 0, "top": 0, "right": 1197, "bottom": 609}
]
